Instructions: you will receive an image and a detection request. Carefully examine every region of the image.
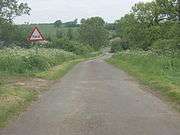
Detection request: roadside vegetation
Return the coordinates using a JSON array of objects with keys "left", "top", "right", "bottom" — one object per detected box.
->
[
  {"left": 108, "top": 0, "right": 180, "bottom": 108},
  {"left": 1, "top": 0, "right": 179, "bottom": 127},
  {"left": 108, "top": 50, "right": 180, "bottom": 105},
  {"left": 0, "top": 47, "right": 78, "bottom": 74},
  {"left": 0, "top": 0, "right": 105, "bottom": 127},
  {"left": 35, "top": 59, "right": 85, "bottom": 80}
]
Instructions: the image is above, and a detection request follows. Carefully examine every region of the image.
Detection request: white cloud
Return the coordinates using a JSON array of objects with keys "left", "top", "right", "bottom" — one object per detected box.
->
[{"left": 15, "top": 0, "right": 153, "bottom": 24}]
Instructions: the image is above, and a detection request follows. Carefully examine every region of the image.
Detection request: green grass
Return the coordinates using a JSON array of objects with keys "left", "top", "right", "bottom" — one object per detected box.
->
[
  {"left": 0, "top": 45, "right": 99, "bottom": 127},
  {"left": 0, "top": 85, "right": 37, "bottom": 127},
  {"left": 0, "top": 57, "right": 89, "bottom": 127},
  {"left": 0, "top": 59, "right": 80, "bottom": 127},
  {"left": 35, "top": 55, "right": 100, "bottom": 80},
  {"left": 21, "top": 23, "right": 79, "bottom": 39},
  {"left": 0, "top": 47, "right": 80, "bottom": 127},
  {"left": 35, "top": 59, "right": 84, "bottom": 80},
  {"left": 107, "top": 50, "right": 180, "bottom": 106},
  {"left": 0, "top": 48, "right": 79, "bottom": 74}
]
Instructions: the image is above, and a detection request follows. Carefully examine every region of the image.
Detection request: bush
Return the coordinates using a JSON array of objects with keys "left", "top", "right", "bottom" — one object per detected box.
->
[
  {"left": 110, "top": 37, "right": 129, "bottom": 53},
  {"left": 152, "top": 38, "right": 180, "bottom": 51},
  {"left": 0, "top": 47, "right": 78, "bottom": 73},
  {"left": 68, "top": 41, "right": 94, "bottom": 56},
  {"left": 45, "top": 38, "right": 94, "bottom": 56}
]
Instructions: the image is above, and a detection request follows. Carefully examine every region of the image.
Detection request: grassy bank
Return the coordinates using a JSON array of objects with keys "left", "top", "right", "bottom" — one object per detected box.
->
[
  {"left": 0, "top": 47, "right": 83, "bottom": 127},
  {"left": 36, "top": 59, "right": 84, "bottom": 80},
  {"left": 107, "top": 50, "right": 180, "bottom": 108},
  {"left": 0, "top": 59, "right": 83, "bottom": 127},
  {"left": 0, "top": 47, "right": 79, "bottom": 74},
  {"left": 0, "top": 47, "right": 98, "bottom": 127},
  {"left": 0, "top": 85, "right": 37, "bottom": 127}
]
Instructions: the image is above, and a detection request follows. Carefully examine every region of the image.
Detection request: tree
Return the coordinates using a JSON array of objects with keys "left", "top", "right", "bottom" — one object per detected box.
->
[
  {"left": 79, "top": 17, "right": 109, "bottom": 50},
  {"left": 56, "top": 29, "right": 64, "bottom": 39},
  {"left": 64, "top": 19, "right": 78, "bottom": 27},
  {"left": 132, "top": 0, "right": 177, "bottom": 25},
  {"left": 0, "top": 0, "right": 31, "bottom": 46},
  {"left": 0, "top": 0, "right": 31, "bottom": 22},
  {"left": 54, "top": 20, "right": 62, "bottom": 28},
  {"left": 67, "top": 28, "right": 73, "bottom": 40},
  {"left": 115, "top": 0, "right": 180, "bottom": 51}
]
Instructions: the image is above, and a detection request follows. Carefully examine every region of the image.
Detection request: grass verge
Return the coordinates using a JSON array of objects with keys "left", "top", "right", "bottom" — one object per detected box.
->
[
  {"left": 0, "top": 58, "right": 87, "bottom": 127},
  {"left": 35, "top": 59, "right": 85, "bottom": 80},
  {"left": 107, "top": 51, "right": 180, "bottom": 110},
  {"left": 0, "top": 85, "right": 37, "bottom": 127}
]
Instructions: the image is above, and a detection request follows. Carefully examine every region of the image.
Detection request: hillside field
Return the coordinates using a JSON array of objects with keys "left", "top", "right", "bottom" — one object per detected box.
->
[{"left": 21, "top": 23, "right": 79, "bottom": 40}]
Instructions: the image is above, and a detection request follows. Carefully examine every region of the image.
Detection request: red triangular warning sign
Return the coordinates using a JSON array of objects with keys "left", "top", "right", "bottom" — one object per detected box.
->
[{"left": 28, "top": 27, "right": 45, "bottom": 42}]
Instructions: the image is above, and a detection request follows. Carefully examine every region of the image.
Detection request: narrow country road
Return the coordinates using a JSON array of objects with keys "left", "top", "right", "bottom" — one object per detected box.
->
[{"left": 1, "top": 56, "right": 180, "bottom": 135}]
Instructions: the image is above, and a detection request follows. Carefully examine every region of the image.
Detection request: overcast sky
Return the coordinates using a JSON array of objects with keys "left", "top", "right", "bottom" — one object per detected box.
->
[{"left": 15, "top": 0, "right": 152, "bottom": 24}]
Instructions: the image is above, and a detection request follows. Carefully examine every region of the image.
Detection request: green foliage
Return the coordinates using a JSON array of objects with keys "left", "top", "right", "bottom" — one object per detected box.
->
[
  {"left": 54, "top": 20, "right": 62, "bottom": 28},
  {"left": 0, "top": 20, "right": 31, "bottom": 47},
  {"left": 67, "top": 28, "right": 73, "bottom": 40},
  {"left": 110, "top": 37, "right": 129, "bottom": 53},
  {"left": 0, "top": 0, "right": 30, "bottom": 21},
  {"left": 0, "top": 85, "right": 37, "bottom": 127},
  {"left": 36, "top": 59, "right": 84, "bottom": 80},
  {"left": 115, "top": 0, "right": 180, "bottom": 51},
  {"left": 0, "top": 47, "right": 78, "bottom": 74},
  {"left": 108, "top": 50, "right": 180, "bottom": 104},
  {"left": 132, "top": 0, "right": 177, "bottom": 25},
  {"left": 56, "top": 29, "right": 65, "bottom": 39},
  {"left": 178, "top": 0, "right": 180, "bottom": 21},
  {"left": 21, "top": 23, "right": 80, "bottom": 41},
  {"left": 63, "top": 19, "right": 78, "bottom": 27},
  {"left": 46, "top": 38, "right": 94, "bottom": 56},
  {"left": 152, "top": 38, "right": 180, "bottom": 51},
  {"left": 79, "top": 17, "right": 109, "bottom": 50}
]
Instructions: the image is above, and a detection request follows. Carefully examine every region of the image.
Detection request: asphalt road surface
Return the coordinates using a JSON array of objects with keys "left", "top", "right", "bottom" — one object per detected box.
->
[{"left": 1, "top": 55, "right": 180, "bottom": 135}]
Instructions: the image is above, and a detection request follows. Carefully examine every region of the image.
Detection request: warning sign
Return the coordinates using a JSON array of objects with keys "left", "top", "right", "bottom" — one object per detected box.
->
[{"left": 28, "top": 27, "right": 45, "bottom": 42}]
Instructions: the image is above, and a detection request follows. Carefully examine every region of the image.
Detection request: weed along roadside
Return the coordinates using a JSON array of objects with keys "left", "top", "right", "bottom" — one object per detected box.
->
[
  {"left": 35, "top": 59, "right": 87, "bottom": 80},
  {"left": 0, "top": 47, "right": 98, "bottom": 127},
  {"left": 107, "top": 50, "right": 180, "bottom": 110},
  {"left": 0, "top": 85, "right": 38, "bottom": 127},
  {"left": 0, "top": 60, "right": 77, "bottom": 127}
]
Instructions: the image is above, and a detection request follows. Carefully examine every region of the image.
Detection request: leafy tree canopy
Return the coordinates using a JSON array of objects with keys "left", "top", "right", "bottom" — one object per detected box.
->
[
  {"left": 79, "top": 17, "right": 109, "bottom": 50},
  {"left": 115, "top": 0, "right": 180, "bottom": 50},
  {"left": 132, "top": 0, "right": 177, "bottom": 25},
  {"left": 54, "top": 20, "right": 62, "bottom": 28},
  {"left": 0, "top": 0, "right": 31, "bottom": 22}
]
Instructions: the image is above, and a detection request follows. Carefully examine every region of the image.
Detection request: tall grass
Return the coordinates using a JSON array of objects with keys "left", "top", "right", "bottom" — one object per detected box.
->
[
  {"left": 0, "top": 47, "right": 80, "bottom": 127},
  {"left": 108, "top": 50, "right": 180, "bottom": 105},
  {"left": 0, "top": 85, "right": 37, "bottom": 127},
  {"left": 0, "top": 47, "right": 79, "bottom": 74}
]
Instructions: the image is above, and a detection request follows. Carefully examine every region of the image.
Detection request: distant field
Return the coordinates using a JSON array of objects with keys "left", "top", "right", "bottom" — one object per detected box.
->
[{"left": 21, "top": 23, "right": 79, "bottom": 40}]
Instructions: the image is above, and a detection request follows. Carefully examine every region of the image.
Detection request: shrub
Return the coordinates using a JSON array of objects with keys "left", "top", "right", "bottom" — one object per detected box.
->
[
  {"left": 110, "top": 37, "right": 129, "bottom": 53},
  {"left": 68, "top": 41, "right": 94, "bottom": 56},
  {"left": 0, "top": 47, "right": 78, "bottom": 73},
  {"left": 46, "top": 38, "right": 94, "bottom": 56},
  {"left": 152, "top": 38, "right": 180, "bottom": 55}
]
